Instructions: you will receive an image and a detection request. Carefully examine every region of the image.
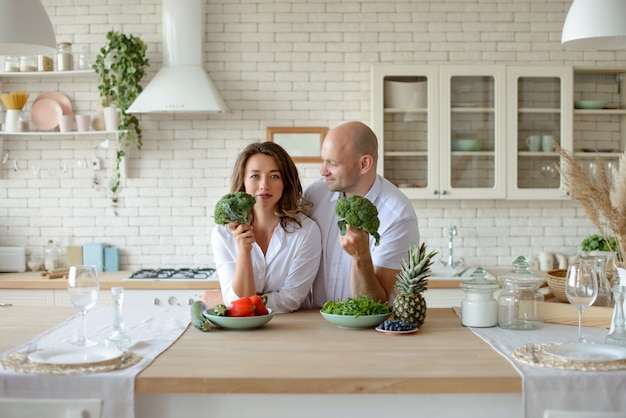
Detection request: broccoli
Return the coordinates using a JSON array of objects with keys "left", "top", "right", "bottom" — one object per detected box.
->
[
  {"left": 213, "top": 192, "right": 256, "bottom": 225},
  {"left": 334, "top": 195, "right": 381, "bottom": 246}
]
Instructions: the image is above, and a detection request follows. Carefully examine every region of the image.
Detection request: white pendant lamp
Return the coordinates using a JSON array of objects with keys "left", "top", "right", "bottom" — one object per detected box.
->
[
  {"left": 562, "top": 0, "right": 626, "bottom": 49},
  {"left": 0, "top": 0, "right": 57, "bottom": 55}
]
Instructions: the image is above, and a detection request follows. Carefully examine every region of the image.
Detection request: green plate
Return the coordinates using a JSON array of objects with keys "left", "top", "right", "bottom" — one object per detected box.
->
[
  {"left": 574, "top": 100, "right": 607, "bottom": 109},
  {"left": 320, "top": 311, "right": 391, "bottom": 329},
  {"left": 203, "top": 309, "right": 274, "bottom": 330}
]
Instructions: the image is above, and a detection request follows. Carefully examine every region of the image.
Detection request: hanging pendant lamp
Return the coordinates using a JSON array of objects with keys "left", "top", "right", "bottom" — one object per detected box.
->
[
  {"left": 562, "top": 0, "right": 626, "bottom": 49},
  {"left": 0, "top": 0, "right": 57, "bottom": 55}
]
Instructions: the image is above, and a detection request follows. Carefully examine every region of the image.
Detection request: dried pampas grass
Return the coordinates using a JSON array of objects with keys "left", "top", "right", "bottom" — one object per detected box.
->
[{"left": 554, "top": 142, "right": 626, "bottom": 269}]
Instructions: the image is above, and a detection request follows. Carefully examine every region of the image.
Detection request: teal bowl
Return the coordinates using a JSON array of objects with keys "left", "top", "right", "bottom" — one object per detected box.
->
[
  {"left": 203, "top": 309, "right": 274, "bottom": 330},
  {"left": 451, "top": 139, "right": 484, "bottom": 151}
]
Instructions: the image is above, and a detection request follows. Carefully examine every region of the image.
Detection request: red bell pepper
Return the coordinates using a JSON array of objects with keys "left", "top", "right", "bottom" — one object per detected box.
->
[
  {"left": 250, "top": 294, "right": 269, "bottom": 316},
  {"left": 228, "top": 297, "right": 256, "bottom": 317}
]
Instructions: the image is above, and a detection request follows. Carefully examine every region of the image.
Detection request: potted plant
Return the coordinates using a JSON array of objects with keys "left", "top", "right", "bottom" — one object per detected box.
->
[{"left": 93, "top": 30, "right": 149, "bottom": 199}]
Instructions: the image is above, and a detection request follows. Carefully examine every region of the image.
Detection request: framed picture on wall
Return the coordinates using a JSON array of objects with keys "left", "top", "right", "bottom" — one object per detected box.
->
[{"left": 266, "top": 127, "right": 327, "bottom": 163}]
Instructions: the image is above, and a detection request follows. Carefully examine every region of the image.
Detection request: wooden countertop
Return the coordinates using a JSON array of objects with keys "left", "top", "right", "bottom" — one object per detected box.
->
[
  {"left": 135, "top": 308, "right": 522, "bottom": 395},
  {"left": 0, "top": 271, "right": 220, "bottom": 290},
  {"left": 0, "top": 306, "right": 521, "bottom": 395}
]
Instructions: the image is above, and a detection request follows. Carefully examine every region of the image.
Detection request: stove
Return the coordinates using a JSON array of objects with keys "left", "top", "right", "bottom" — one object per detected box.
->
[{"left": 125, "top": 267, "right": 217, "bottom": 281}]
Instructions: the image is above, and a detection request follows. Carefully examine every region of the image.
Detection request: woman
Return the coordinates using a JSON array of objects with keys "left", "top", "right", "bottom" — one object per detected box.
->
[{"left": 210, "top": 141, "right": 321, "bottom": 313}]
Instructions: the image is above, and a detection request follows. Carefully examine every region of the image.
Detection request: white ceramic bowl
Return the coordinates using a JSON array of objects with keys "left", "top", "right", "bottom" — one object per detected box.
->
[
  {"left": 320, "top": 311, "right": 391, "bottom": 329},
  {"left": 203, "top": 309, "right": 274, "bottom": 330}
]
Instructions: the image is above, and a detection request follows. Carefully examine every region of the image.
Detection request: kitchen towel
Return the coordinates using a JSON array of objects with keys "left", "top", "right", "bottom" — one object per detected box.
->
[
  {"left": 453, "top": 307, "right": 626, "bottom": 417},
  {"left": 0, "top": 305, "right": 191, "bottom": 418}
]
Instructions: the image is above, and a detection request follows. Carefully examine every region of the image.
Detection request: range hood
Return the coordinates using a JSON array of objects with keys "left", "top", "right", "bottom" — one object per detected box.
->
[{"left": 127, "top": 0, "right": 228, "bottom": 113}]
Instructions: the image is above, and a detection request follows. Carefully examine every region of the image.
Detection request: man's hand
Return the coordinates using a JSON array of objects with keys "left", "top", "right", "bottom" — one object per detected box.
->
[{"left": 339, "top": 225, "right": 371, "bottom": 258}]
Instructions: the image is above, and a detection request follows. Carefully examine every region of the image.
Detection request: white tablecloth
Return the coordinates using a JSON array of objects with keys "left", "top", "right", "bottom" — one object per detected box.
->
[
  {"left": 453, "top": 307, "right": 626, "bottom": 418},
  {"left": 0, "top": 305, "right": 191, "bottom": 418}
]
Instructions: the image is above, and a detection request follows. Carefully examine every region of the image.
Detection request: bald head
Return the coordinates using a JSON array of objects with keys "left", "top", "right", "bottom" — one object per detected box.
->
[{"left": 329, "top": 121, "right": 378, "bottom": 163}]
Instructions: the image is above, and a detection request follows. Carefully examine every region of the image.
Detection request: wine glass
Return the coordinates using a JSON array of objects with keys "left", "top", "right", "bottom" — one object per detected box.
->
[
  {"left": 67, "top": 265, "right": 100, "bottom": 346},
  {"left": 565, "top": 260, "right": 598, "bottom": 343}
]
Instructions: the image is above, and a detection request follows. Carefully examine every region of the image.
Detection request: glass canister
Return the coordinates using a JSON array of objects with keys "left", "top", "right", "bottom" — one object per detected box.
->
[
  {"left": 497, "top": 256, "right": 544, "bottom": 330},
  {"left": 460, "top": 267, "right": 499, "bottom": 327},
  {"left": 56, "top": 42, "right": 73, "bottom": 71}
]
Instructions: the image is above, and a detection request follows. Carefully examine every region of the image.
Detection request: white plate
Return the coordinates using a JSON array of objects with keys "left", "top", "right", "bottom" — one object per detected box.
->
[
  {"left": 542, "top": 343, "right": 626, "bottom": 362},
  {"left": 375, "top": 327, "right": 419, "bottom": 335},
  {"left": 28, "top": 347, "right": 123, "bottom": 365}
]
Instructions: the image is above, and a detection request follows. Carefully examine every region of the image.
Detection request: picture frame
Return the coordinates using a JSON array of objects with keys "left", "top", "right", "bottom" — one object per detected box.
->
[{"left": 267, "top": 127, "right": 327, "bottom": 163}]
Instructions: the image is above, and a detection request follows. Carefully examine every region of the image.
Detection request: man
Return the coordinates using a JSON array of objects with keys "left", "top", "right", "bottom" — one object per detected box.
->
[{"left": 305, "top": 121, "right": 420, "bottom": 307}]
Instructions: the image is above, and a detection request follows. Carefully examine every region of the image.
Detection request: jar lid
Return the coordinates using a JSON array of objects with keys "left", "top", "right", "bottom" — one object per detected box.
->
[
  {"left": 460, "top": 266, "right": 499, "bottom": 291},
  {"left": 497, "top": 256, "right": 543, "bottom": 288}
]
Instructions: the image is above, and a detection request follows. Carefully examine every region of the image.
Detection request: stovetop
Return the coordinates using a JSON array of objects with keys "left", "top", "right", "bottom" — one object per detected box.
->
[{"left": 125, "top": 267, "right": 217, "bottom": 281}]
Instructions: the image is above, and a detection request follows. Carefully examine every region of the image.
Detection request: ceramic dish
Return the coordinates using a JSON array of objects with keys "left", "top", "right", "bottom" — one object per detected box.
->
[
  {"left": 375, "top": 327, "right": 419, "bottom": 335},
  {"left": 574, "top": 100, "right": 607, "bottom": 109},
  {"left": 582, "top": 148, "right": 616, "bottom": 153},
  {"left": 320, "top": 311, "right": 392, "bottom": 329},
  {"left": 28, "top": 347, "right": 122, "bottom": 366},
  {"left": 202, "top": 309, "right": 274, "bottom": 330},
  {"left": 33, "top": 91, "right": 73, "bottom": 115},
  {"left": 542, "top": 342, "right": 626, "bottom": 362},
  {"left": 31, "top": 98, "right": 63, "bottom": 131},
  {"left": 451, "top": 139, "right": 484, "bottom": 152}
]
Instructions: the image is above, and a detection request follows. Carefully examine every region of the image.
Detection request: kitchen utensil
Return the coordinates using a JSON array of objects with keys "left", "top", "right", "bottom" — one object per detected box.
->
[
  {"left": 31, "top": 98, "right": 62, "bottom": 131},
  {"left": 33, "top": 91, "right": 73, "bottom": 115}
]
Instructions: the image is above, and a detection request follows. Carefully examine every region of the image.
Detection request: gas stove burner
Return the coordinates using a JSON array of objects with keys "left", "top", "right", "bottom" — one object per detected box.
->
[{"left": 126, "top": 267, "right": 216, "bottom": 281}]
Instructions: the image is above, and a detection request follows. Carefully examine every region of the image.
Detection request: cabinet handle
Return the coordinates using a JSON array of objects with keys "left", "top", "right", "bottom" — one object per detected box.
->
[
  {"left": 153, "top": 297, "right": 160, "bottom": 305},
  {"left": 187, "top": 298, "right": 195, "bottom": 305},
  {"left": 441, "top": 190, "right": 448, "bottom": 195},
  {"left": 168, "top": 296, "right": 178, "bottom": 306},
  {"left": 433, "top": 190, "right": 439, "bottom": 195}
]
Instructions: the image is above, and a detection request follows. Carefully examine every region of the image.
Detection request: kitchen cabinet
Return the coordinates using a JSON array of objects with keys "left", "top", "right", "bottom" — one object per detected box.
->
[
  {"left": 371, "top": 64, "right": 507, "bottom": 200},
  {"left": 0, "top": 289, "right": 54, "bottom": 306},
  {"left": 373, "top": 64, "right": 624, "bottom": 201},
  {"left": 571, "top": 67, "right": 626, "bottom": 183},
  {"left": 506, "top": 66, "right": 572, "bottom": 200}
]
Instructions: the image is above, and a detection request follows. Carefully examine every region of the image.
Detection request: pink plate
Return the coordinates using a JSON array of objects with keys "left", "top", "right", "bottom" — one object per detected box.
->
[
  {"left": 375, "top": 327, "right": 419, "bottom": 335},
  {"left": 31, "top": 98, "right": 62, "bottom": 131},
  {"left": 33, "top": 91, "right": 73, "bottom": 115}
]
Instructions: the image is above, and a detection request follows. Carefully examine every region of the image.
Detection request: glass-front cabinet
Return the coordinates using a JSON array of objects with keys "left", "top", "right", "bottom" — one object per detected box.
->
[
  {"left": 371, "top": 65, "right": 506, "bottom": 200},
  {"left": 506, "top": 66, "right": 572, "bottom": 199},
  {"left": 571, "top": 67, "right": 626, "bottom": 190}
]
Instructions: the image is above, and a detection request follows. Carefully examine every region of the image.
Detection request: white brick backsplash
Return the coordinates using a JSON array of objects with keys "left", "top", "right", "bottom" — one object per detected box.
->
[{"left": 0, "top": 0, "right": 617, "bottom": 270}]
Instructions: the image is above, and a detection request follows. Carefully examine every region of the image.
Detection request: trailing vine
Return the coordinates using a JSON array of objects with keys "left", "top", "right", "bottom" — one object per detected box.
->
[{"left": 93, "top": 30, "right": 149, "bottom": 197}]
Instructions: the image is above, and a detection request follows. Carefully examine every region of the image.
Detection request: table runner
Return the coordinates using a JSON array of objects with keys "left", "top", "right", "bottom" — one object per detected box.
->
[
  {"left": 0, "top": 305, "right": 191, "bottom": 418},
  {"left": 453, "top": 307, "right": 626, "bottom": 417}
]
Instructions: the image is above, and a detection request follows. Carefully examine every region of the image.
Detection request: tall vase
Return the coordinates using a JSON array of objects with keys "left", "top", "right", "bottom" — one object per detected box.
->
[{"left": 617, "top": 267, "right": 626, "bottom": 286}]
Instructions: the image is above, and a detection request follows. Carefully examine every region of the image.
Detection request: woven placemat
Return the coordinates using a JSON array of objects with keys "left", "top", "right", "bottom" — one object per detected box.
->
[
  {"left": 0, "top": 350, "right": 142, "bottom": 375},
  {"left": 513, "top": 343, "right": 626, "bottom": 371}
]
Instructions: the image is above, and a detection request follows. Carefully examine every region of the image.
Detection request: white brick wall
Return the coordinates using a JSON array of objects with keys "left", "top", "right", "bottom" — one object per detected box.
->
[{"left": 0, "top": 0, "right": 622, "bottom": 270}]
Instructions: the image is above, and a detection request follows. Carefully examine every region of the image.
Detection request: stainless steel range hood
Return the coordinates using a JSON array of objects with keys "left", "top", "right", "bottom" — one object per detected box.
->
[{"left": 127, "top": 0, "right": 228, "bottom": 113}]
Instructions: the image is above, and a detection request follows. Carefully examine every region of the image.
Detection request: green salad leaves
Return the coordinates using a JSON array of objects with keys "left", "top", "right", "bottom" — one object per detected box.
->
[{"left": 321, "top": 295, "right": 390, "bottom": 317}]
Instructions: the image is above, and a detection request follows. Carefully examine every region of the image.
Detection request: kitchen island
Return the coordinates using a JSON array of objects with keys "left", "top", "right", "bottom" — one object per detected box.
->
[{"left": 0, "top": 305, "right": 523, "bottom": 418}]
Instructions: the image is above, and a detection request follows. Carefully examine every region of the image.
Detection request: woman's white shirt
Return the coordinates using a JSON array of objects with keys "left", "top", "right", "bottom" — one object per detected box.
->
[{"left": 211, "top": 214, "right": 322, "bottom": 313}]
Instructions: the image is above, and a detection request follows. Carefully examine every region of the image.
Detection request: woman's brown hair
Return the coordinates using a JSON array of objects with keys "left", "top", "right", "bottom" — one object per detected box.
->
[{"left": 230, "top": 141, "right": 312, "bottom": 229}]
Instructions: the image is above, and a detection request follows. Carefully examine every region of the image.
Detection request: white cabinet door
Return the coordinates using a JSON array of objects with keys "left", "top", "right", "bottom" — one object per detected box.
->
[
  {"left": 54, "top": 289, "right": 113, "bottom": 307},
  {"left": 506, "top": 66, "right": 573, "bottom": 200},
  {"left": 1, "top": 289, "right": 55, "bottom": 306}
]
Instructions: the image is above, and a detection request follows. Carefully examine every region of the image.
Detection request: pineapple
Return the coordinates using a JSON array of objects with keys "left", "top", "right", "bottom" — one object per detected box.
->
[{"left": 392, "top": 243, "right": 437, "bottom": 328}]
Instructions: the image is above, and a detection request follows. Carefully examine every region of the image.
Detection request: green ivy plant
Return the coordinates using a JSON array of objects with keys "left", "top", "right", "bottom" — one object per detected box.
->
[{"left": 93, "top": 30, "right": 149, "bottom": 198}]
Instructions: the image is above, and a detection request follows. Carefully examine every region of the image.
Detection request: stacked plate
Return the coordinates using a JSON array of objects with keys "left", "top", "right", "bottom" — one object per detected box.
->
[{"left": 31, "top": 92, "right": 73, "bottom": 131}]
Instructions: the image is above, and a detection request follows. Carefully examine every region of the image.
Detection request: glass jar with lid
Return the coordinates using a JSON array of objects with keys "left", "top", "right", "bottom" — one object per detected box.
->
[
  {"left": 460, "top": 267, "right": 499, "bottom": 327},
  {"left": 56, "top": 42, "right": 73, "bottom": 71},
  {"left": 497, "top": 256, "right": 544, "bottom": 330}
]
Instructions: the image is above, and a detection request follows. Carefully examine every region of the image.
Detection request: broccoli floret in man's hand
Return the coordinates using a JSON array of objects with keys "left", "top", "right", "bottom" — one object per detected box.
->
[
  {"left": 334, "top": 195, "right": 381, "bottom": 246},
  {"left": 213, "top": 192, "right": 256, "bottom": 225}
]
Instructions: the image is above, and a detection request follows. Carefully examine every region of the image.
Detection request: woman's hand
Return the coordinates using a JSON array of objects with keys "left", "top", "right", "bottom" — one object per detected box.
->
[{"left": 233, "top": 223, "right": 255, "bottom": 250}]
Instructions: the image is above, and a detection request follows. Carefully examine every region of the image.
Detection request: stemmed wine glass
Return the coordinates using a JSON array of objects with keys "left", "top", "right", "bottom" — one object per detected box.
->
[
  {"left": 565, "top": 259, "right": 598, "bottom": 343},
  {"left": 67, "top": 265, "right": 100, "bottom": 346}
]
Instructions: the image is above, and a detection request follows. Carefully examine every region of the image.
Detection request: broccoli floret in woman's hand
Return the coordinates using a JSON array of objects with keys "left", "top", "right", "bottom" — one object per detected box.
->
[
  {"left": 213, "top": 192, "right": 256, "bottom": 225},
  {"left": 334, "top": 195, "right": 381, "bottom": 246}
]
